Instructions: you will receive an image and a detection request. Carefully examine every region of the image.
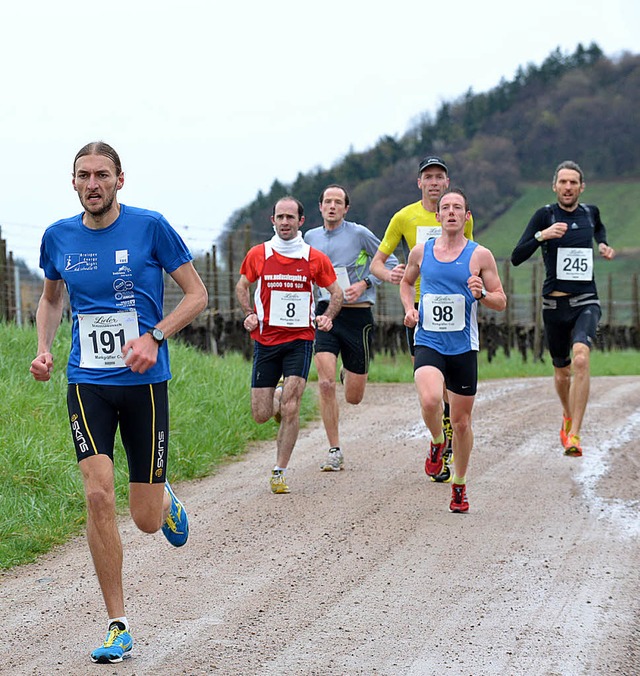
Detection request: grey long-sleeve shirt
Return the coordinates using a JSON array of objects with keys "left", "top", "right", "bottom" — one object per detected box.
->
[{"left": 304, "top": 220, "right": 398, "bottom": 305}]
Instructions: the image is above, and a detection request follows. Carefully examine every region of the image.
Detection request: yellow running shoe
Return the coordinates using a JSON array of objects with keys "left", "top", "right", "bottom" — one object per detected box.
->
[{"left": 270, "top": 470, "right": 290, "bottom": 494}]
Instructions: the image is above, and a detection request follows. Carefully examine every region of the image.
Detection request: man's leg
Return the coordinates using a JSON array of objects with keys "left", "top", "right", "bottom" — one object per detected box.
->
[
  {"left": 554, "top": 364, "right": 572, "bottom": 421},
  {"left": 315, "top": 352, "right": 340, "bottom": 448},
  {"left": 568, "top": 342, "right": 591, "bottom": 437},
  {"left": 448, "top": 392, "right": 475, "bottom": 480},
  {"left": 342, "top": 368, "right": 368, "bottom": 405},
  {"left": 129, "top": 482, "right": 168, "bottom": 533},
  {"left": 414, "top": 364, "right": 450, "bottom": 477},
  {"left": 79, "top": 454, "right": 125, "bottom": 619},
  {"left": 275, "top": 375, "right": 307, "bottom": 468},
  {"left": 414, "top": 365, "right": 445, "bottom": 439},
  {"left": 251, "top": 386, "right": 278, "bottom": 424}
]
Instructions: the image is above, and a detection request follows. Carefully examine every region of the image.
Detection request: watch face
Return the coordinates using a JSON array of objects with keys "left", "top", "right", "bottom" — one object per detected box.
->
[{"left": 151, "top": 328, "right": 164, "bottom": 342}]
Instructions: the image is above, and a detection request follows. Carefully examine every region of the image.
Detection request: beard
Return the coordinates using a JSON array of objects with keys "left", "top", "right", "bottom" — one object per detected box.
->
[{"left": 80, "top": 188, "right": 117, "bottom": 217}]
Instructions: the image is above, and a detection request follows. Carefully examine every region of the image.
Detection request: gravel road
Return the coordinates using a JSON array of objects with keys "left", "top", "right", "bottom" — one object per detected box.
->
[{"left": 3, "top": 376, "right": 639, "bottom": 675}]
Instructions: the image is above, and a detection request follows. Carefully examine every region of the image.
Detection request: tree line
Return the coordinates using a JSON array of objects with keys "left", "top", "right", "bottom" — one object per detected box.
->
[{"left": 220, "top": 43, "right": 639, "bottom": 249}]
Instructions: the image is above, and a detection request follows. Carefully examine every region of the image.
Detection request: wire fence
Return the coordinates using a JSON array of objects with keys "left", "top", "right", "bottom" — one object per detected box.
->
[{"left": 3, "top": 226, "right": 639, "bottom": 360}]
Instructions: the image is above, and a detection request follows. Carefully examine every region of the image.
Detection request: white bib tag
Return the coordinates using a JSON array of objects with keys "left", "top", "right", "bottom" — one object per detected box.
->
[
  {"left": 269, "top": 291, "right": 311, "bottom": 327},
  {"left": 556, "top": 247, "right": 593, "bottom": 281},
  {"left": 422, "top": 293, "right": 466, "bottom": 332},
  {"left": 416, "top": 226, "right": 442, "bottom": 245},
  {"left": 78, "top": 311, "right": 139, "bottom": 368},
  {"left": 333, "top": 266, "right": 351, "bottom": 292}
]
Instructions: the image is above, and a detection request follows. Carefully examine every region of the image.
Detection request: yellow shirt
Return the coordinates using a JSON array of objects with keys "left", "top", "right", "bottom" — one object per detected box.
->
[{"left": 378, "top": 200, "right": 475, "bottom": 302}]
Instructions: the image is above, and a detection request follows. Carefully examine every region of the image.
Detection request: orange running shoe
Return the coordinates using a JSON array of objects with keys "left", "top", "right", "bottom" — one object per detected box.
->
[
  {"left": 564, "top": 433, "right": 583, "bottom": 457},
  {"left": 560, "top": 415, "right": 572, "bottom": 447}
]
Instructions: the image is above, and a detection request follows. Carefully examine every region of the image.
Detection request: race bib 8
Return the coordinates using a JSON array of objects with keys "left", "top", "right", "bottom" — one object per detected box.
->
[
  {"left": 78, "top": 311, "right": 139, "bottom": 368},
  {"left": 556, "top": 247, "right": 593, "bottom": 281},
  {"left": 421, "top": 293, "right": 466, "bottom": 332},
  {"left": 269, "top": 291, "right": 311, "bottom": 327}
]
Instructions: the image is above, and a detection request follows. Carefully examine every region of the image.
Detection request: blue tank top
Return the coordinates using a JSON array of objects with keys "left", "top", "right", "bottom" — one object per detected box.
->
[{"left": 415, "top": 239, "right": 479, "bottom": 354}]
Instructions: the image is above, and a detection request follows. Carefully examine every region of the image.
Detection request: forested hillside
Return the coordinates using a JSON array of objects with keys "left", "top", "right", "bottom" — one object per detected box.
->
[{"left": 220, "top": 43, "right": 639, "bottom": 245}]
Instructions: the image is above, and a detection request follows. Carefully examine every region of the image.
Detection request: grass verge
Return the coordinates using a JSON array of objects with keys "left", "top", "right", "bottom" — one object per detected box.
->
[{"left": 1, "top": 320, "right": 637, "bottom": 569}]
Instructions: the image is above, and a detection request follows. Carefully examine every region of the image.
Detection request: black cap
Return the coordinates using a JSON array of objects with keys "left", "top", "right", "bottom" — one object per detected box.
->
[{"left": 418, "top": 156, "right": 448, "bottom": 174}]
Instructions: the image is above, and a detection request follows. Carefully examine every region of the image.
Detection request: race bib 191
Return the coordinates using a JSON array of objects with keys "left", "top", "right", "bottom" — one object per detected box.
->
[
  {"left": 556, "top": 247, "right": 593, "bottom": 281},
  {"left": 421, "top": 293, "right": 466, "bottom": 332},
  {"left": 78, "top": 311, "right": 139, "bottom": 368},
  {"left": 269, "top": 291, "right": 311, "bottom": 328}
]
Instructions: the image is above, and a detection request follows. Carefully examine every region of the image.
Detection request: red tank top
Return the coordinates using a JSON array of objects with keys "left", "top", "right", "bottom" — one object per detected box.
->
[{"left": 252, "top": 242, "right": 316, "bottom": 345}]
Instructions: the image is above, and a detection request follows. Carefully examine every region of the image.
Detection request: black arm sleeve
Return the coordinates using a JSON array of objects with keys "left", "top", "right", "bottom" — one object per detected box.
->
[
  {"left": 511, "top": 207, "right": 548, "bottom": 266},
  {"left": 589, "top": 205, "right": 609, "bottom": 246}
]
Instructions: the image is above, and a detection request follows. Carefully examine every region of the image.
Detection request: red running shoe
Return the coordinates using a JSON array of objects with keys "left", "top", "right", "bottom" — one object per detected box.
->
[
  {"left": 449, "top": 483, "right": 469, "bottom": 513},
  {"left": 425, "top": 439, "right": 447, "bottom": 477},
  {"left": 560, "top": 415, "right": 572, "bottom": 447}
]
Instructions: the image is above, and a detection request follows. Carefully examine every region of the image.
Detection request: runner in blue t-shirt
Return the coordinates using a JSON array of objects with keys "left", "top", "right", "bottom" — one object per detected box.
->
[
  {"left": 400, "top": 189, "right": 506, "bottom": 514},
  {"left": 29, "top": 142, "right": 208, "bottom": 664}
]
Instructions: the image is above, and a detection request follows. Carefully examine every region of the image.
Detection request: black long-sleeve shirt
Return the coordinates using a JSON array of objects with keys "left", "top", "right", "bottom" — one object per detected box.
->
[{"left": 511, "top": 203, "right": 609, "bottom": 297}]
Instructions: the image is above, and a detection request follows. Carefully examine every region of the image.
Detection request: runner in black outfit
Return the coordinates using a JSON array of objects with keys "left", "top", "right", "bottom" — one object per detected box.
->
[{"left": 511, "top": 160, "right": 615, "bottom": 457}]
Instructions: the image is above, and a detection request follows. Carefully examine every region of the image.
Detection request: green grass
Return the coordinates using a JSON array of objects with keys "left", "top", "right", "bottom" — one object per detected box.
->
[
  {"left": 1, "top": 320, "right": 637, "bottom": 570},
  {"left": 0, "top": 322, "right": 315, "bottom": 569},
  {"left": 361, "top": 347, "right": 640, "bottom": 382}
]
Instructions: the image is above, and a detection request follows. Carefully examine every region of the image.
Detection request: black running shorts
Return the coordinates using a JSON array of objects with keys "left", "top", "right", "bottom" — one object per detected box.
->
[
  {"left": 542, "top": 295, "right": 601, "bottom": 368},
  {"left": 413, "top": 346, "right": 478, "bottom": 396},
  {"left": 314, "top": 302, "right": 373, "bottom": 375},
  {"left": 66, "top": 381, "right": 169, "bottom": 483},
  {"left": 251, "top": 339, "right": 314, "bottom": 388}
]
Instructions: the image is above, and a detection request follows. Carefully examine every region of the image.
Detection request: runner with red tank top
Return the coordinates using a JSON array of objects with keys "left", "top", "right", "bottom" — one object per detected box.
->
[{"left": 236, "top": 196, "right": 342, "bottom": 494}]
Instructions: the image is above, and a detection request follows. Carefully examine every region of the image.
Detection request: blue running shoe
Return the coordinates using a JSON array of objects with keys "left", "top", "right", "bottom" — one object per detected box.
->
[
  {"left": 162, "top": 480, "right": 189, "bottom": 547},
  {"left": 90, "top": 622, "right": 133, "bottom": 663}
]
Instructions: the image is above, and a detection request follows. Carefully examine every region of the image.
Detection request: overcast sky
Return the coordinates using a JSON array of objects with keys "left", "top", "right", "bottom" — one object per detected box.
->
[{"left": 1, "top": 0, "right": 638, "bottom": 272}]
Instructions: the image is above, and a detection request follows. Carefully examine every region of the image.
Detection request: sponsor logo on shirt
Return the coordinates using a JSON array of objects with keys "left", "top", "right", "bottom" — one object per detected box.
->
[{"left": 64, "top": 253, "right": 98, "bottom": 272}]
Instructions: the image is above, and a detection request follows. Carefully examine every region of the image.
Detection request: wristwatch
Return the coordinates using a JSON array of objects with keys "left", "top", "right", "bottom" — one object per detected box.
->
[
  {"left": 534, "top": 231, "right": 544, "bottom": 242},
  {"left": 147, "top": 327, "right": 165, "bottom": 347},
  {"left": 480, "top": 288, "right": 487, "bottom": 299},
  {"left": 364, "top": 277, "right": 373, "bottom": 289}
]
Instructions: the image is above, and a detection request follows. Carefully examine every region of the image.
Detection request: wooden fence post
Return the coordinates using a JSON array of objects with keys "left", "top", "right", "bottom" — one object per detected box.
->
[
  {"left": 227, "top": 233, "right": 236, "bottom": 316},
  {"left": 0, "top": 229, "right": 7, "bottom": 320},
  {"left": 502, "top": 259, "right": 511, "bottom": 356},
  {"left": 532, "top": 261, "right": 544, "bottom": 362},
  {"left": 211, "top": 244, "right": 219, "bottom": 312},
  {"left": 607, "top": 273, "right": 614, "bottom": 326},
  {"left": 633, "top": 273, "right": 639, "bottom": 331},
  {"left": 244, "top": 222, "right": 251, "bottom": 254}
]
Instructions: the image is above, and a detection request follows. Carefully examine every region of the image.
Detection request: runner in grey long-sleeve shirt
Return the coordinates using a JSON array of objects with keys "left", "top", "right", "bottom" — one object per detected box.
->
[{"left": 304, "top": 184, "right": 398, "bottom": 471}]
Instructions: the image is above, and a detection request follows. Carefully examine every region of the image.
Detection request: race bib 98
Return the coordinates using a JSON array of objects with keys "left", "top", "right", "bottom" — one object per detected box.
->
[{"left": 421, "top": 293, "right": 466, "bottom": 332}]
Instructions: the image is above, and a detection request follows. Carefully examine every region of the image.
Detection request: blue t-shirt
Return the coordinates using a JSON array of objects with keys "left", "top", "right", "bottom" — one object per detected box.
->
[
  {"left": 39, "top": 204, "right": 193, "bottom": 385},
  {"left": 415, "top": 239, "right": 479, "bottom": 354}
]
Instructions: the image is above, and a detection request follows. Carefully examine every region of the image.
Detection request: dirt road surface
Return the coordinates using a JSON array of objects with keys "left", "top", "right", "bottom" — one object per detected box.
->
[{"left": 3, "top": 376, "right": 640, "bottom": 675}]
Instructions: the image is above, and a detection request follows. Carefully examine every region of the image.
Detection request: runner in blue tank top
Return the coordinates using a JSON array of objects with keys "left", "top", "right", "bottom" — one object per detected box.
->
[{"left": 400, "top": 189, "right": 506, "bottom": 513}]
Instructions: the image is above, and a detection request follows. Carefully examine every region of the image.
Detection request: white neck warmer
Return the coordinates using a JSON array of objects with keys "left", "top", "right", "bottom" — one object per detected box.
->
[{"left": 268, "top": 232, "right": 307, "bottom": 259}]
